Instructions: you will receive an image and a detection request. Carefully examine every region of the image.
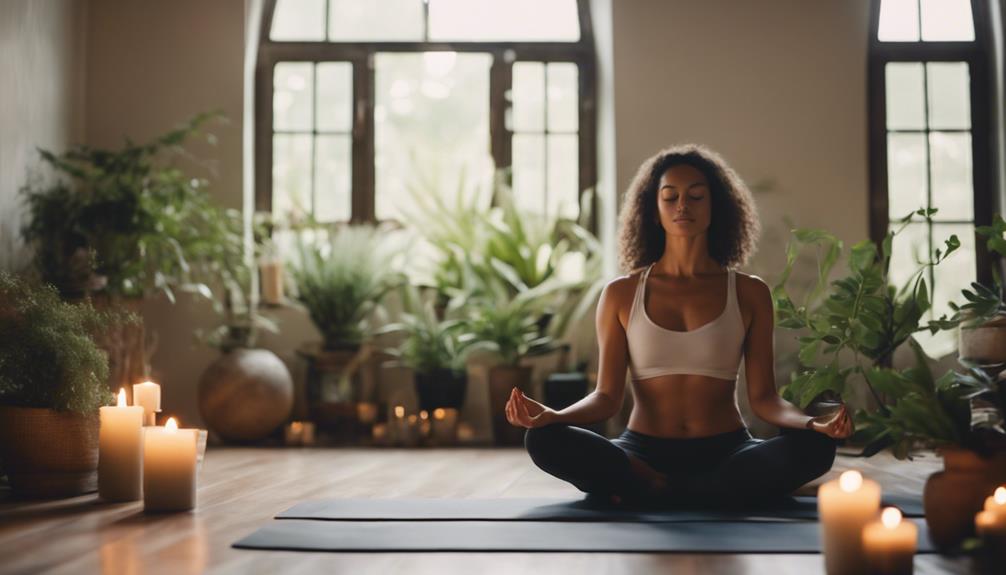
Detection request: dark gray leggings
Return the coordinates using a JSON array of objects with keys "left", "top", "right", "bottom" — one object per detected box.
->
[{"left": 524, "top": 423, "right": 837, "bottom": 506}]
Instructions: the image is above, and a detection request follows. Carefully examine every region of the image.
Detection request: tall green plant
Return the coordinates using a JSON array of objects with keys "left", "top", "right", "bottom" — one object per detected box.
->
[
  {"left": 289, "top": 223, "right": 407, "bottom": 349},
  {"left": 21, "top": 112, "right": 232, "bottom": 303}
]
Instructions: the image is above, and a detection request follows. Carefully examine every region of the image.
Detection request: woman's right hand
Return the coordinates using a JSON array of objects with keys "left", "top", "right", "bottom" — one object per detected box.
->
[{"left": 505, "top": 387, "right": 557, "bottom": 429}]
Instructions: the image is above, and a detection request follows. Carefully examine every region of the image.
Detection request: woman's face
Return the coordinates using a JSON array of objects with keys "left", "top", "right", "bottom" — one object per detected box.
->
[{"left": 655, "top": 164, "right": 712, "bottom": 237}]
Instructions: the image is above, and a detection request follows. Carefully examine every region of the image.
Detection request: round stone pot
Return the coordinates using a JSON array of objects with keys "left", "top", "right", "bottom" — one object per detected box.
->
[
  {"left": 958, "top": 313, "right": 1006, "bottom": 364},
  {"left": 487, "top": 364, "right": 533, "bottom": 446},
  {"left": 414, "top": 369, "right": 467, "bottom": 412},
  {"left": 923, "top": 446, "right": 1006, "bottom": 549},
  {"left": 198, "top": 348, "right": 294, "bottom": 442},
  {"left": 0, "top": 406, "right": 99, "bottom": 498}
]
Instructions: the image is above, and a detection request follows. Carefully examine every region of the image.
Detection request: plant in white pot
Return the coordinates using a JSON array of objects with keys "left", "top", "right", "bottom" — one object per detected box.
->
[{"left": 0, "top": 272, "right": 134, "bottom": 498}]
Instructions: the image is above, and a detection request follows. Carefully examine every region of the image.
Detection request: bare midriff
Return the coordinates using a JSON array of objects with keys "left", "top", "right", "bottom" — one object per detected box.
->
[{"left": 626, "top": 374, "right": 747, "bottom": 438}]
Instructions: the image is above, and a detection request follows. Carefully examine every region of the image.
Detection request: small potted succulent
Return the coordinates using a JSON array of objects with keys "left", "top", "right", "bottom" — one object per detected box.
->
[{"left": 0, "top": 272, "right": 134, "bottom": 498}]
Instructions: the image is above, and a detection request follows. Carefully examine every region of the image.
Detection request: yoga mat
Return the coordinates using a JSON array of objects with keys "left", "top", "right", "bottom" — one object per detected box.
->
[
  {"left": 277, "top": 493, "right": 925, "bottom": 523},
  {"left": 234, "top": 518, "right": 937, "bottom": 553}
]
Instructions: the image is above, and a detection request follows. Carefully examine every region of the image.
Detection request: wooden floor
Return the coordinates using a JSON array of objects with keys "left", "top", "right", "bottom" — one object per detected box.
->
[{"left": 0, "top": 446, "right": 985, "bottom": 574}]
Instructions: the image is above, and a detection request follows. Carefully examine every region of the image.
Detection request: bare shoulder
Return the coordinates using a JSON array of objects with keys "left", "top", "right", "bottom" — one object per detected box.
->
[
  {"left": 599, "top": 267, "right": 646, "bottom": 325},
  {"left": 734, "top": 270, "right": 773, "bottom": 318}
]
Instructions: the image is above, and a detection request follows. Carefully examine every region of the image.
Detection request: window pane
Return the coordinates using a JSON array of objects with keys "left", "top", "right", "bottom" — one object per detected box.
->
[
  {"left": 271, "top": 0, "right": 325, "bottom": 41},
  {"left": 513, "top": 63, "right": 544, "bottom": 132},
  {"left": 547, "top": 63, "right": 578, "bottom": 133},
  {"left": 274, "top": 63, "right": 314, "bottom": 131},
  {"left": 878, "top": 0, "right": 920, "bottom": 41},
  {"left": 273, "top": 134, "right": 313, "bottom": 221},
  {"left": 887, "top": 221, "right": 928, "bottom": 291},
  {"left": 317, "top": 62, "right": 353, "bottom": 132},
  {"left": 885, "top": 63, "right": 925, "bottom": 130},
  {"left": 314, "top": 135, "right": 352, "bottom": 222},
  {"left": 429, "top": 0, "right": 580, "bottom": 42},
  {"left": 513, "top": 133, "right": 545, "bottom": 215},
  {"left": 920, "top": 0, "right": 975, "bottom": 41},
  {"left": 547, "top": 134, "right": 578, "bottom": 220},
  {"left": 929, "top": 132, "right": 973, "bottom": 221},
  {"left": 887, "top": 133, "right": 928, "bottom": 221},
  {"left": 926, "top": 62, "right": 970, "bottom": 130},
  {"left": 328, "top": 0, "right": 424, "bottom": 41},
  {"left": 374, "top": 52, "right": 492, "bottom": 222}
]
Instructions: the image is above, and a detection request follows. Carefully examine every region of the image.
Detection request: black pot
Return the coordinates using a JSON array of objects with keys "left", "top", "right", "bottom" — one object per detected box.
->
[
  {"left": 414, "top": 369, "right": 468, "bottom": 412},
  {"left": 543, "top": 372, "right": 589, "bottom": 410}
]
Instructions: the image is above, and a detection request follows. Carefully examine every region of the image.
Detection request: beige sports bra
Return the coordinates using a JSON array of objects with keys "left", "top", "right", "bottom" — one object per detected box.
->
[{"left": 626, "top": 263, "right": 746, "bottom": 381}]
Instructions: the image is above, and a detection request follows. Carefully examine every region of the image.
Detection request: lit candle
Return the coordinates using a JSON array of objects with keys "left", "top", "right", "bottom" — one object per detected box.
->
[
  {"left": 356, "top": 402, "right": 378, "bottom": 424},
  {"left": 431, "top": 407, "right": 459, "bottom": 443},
  {"left": 975, "top": 509, "right": 1006, "bottom": 562},
  {"left": 983, "top": 486, "right": 1006, "bottom": 518},
  {"left": 818, "top": 470, "right": 882, "bottom": 575},
  {"left": 132, "top": 380, "right": 161, "bottom": 426},
  {"left": 372, "top": 422, "right": 389, "bottom": 444},
  {"left": 260, "top": 259, "right": 285, "bottom": 305},
  {"left": 862, "top": 507, "right": 917, "bottom": 575},
  {"left": 285, "top": 421, "right": 304, "bottom": 446},
  {"left": 419, "top": 410, "right": 431, "bottom": 439},
  {"left": 457, "top": 422, "right": 475, "bottom": 443},
  {"left": 143, "top": 417, "right": 199, "bottom": 512},
  {"left": 406, "top": 414, "right": 420, "bottom": 446},
  {"left": 391, "top": 405, "right": 407, "bottom": 445},
  {"left": 98, "top": 388, "right": 144, "bottom": 501}
]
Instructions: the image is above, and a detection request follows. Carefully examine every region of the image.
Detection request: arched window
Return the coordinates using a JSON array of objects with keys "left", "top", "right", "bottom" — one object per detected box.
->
[
  {"left": 256, "top": 0, "right": 597, "bottom": 229},
  {"left": 868, "top": 0, "right": 997, "bottom": 357}
]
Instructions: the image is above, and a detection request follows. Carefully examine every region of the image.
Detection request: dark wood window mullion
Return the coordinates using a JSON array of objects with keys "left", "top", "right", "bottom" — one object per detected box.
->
[
  {"left": 489, "top": 51, "right": 512, "bottom": 193},
  {"left": 921, "top": 60, "right": 935, "bottom": 309}
]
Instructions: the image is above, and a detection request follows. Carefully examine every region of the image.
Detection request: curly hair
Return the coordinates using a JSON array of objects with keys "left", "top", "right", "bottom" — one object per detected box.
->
[{"left": 617, "top": 143, "right": 760, "bottom": 274}]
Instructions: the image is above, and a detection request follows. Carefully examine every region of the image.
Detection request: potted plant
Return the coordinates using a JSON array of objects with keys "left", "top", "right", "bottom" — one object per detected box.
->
[
  {"left": 772, "top": 207, "right": 1005, "bottom": 548},
  {"left": 193, "top": 209, "right": 292, "bottom": 443},
  {"left": 953, "top": 214, "right": 1006, "bottom": 363},
  {"left": 288, "top": 222, "right": 409, "bottom": 432},
  {"left": 20, "top": 111, "right": 236, "bottom": 394},
  {"left": 0, "top": 272, "right": 134, "bottom": 498},
  {"left": 376, "top": 282, "right": 479, "bottom": 412}
]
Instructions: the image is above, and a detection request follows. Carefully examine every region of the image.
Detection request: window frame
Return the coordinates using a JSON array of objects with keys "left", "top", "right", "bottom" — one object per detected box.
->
[
  {"left": 868, "top": 0, "right": 998, "bottom": 287},
  {"left": 255, "top": 0, "right": 598, "bottom": 231}
]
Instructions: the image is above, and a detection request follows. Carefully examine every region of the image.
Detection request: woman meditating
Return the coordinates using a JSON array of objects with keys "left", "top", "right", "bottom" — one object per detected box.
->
[{"left": 505, "top": 143, "right": 853, "bottom": 507}]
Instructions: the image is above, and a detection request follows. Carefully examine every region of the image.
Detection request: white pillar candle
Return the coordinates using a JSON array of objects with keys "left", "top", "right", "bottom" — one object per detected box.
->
[
  {"left": 132, "top": 380, "right": 161, "bottom": 426},
  {"left": 818, "top": 470, "right": 882, "bottom": 575},
  {"left": 260, "top": 259, "right": 285, "bottom": 305},
  {"left": 862, "top": 507, "right": 917, "bottom": 575},
  {"left": 98, "top": 388, "right": 144, "bottom": 501},
  {"left": 431, "top": 407, "right": 459, "bottom": 443},
  {"left": 143, "top": 417, "right": 199, "bottom": 512}
]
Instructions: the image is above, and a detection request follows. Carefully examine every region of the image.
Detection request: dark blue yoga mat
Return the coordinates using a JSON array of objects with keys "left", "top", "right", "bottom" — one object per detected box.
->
[
  {"left": 276, "top": 493, "right": 925, "bottom": 523},
  {"left": 234, "top": 518, "right": 937, "bottom": 553}
]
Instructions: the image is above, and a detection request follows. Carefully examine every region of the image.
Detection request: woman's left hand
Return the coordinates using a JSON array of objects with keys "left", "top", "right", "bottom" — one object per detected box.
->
[
  {"left": 810, "top": 404, "right": 854, "bottom": 439},
  {"left": 505, "top": 387, "right": 556, "bottom": 429}
]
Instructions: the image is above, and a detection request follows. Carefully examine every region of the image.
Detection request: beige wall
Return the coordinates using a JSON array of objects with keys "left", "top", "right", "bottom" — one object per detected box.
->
[{"left": 0, "top": 0, "right": 87, "bottom": 270}]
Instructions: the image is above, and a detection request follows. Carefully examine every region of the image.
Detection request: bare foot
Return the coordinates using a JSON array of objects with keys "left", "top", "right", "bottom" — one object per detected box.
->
[{"left": 625, "top": 453, "right": 672, "bottom": 497}]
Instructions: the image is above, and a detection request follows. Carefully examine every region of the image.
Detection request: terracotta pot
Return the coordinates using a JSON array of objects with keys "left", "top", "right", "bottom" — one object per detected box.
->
[
  {"left": 488, "top": 364, "right": 533, "bottom": 446},
  {"left": 923, "top": 446, "right": 1006, "bottom": 548},
  {"left": 0, "top": 406, "right": 99, "bottom": 498},
  {"left": 414, "top": 369, "right": 467, "bottom": 412},
  {"left": 958, "top": 313, "right": 1006, "bottom": 364}
]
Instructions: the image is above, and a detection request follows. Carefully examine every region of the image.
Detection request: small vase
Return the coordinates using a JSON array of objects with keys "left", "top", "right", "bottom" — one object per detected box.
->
[
  {"left": 413, "top": 369, "right": 467, "bottom": 412},
  {"left": 198, "top": 348, "right": 294, "bottom": 442},
  {"left": 488, "top": 364, "right": 534, "bottom": 446},
  {"left": 0, "top": 406, "right": 100, "bottom": 498},
  {"left": 923, "top": 446, "right": 1006, "bottom": 549}
]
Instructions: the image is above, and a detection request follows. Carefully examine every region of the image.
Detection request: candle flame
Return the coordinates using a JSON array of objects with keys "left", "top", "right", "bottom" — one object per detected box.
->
[
  {"left": 420, "top": 410, "right": 428, "bottom": 420},
  {"left": 117, "top": 388, "right": 127, "bottom": 407},
  {"left": 881, "top": 507, "right": 902, "bottom": 529},
  {"left": 394, "top": 405, "right": 405, "bottom": 417},
  {"left": 166, "top": 417, "right": 178, "bottom": 432},
  {"left": 433, "top": 408, "right": 446, "bottom": 420},
  {"left": 839, "top": 470, "right": 863, "bottom": 493},
  {"left": 994, "top": 486, "right": 1006, "bottom": 505}
]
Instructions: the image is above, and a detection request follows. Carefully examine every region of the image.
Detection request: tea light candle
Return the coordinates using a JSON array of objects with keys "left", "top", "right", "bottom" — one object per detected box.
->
[
  {"left": 975, "top": 508, "right": 1006, "bottom": 562},
  {"left": 132, "top": 380, "right": 161, "bottom": 426},
  {"left": 357, "top": 402, "right": 378, "bottom": 424},
  {"left": 818, "top": 470, "right": 882, "bottom": 575},
  {"left": 391, "top": 405, "right": 407, "bottom": 445},
  {"left": 98, "top": 388, "right": 144, "bottom": 501},
  {"left": 431, "top": 407, "right": 459, "bottom": 443},
  {"left": 143, "top": 417, "right": 199, "bottom": 512},
  {"left": 285, "top": 421, "right": 304, "bottom": 446},
  {"left": 372, "top": 422, "right": 389, "bottom": 444},
  {"left": 406, "top": 414, "right": 420, "bottom": 445},
  {"left": 862, "top": 507, "right": 917, "bottom": 575},
  {"left": 418, "top": 410, "right": 431, "bottom": 438},
  {"left": 457, "top": 421, "right": 475, "bottom": 443},
  {"left": 983, "top": 486, "right": 1006, "bottom": 518}
]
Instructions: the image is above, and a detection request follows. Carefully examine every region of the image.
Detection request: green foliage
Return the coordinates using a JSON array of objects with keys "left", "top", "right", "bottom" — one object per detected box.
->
[
  {"left": 375, "top": 282, "right": 480, "bottom": 373},
  {"left": 288, "top": 223, "right": 408, "bottom": 349},
  {"left": 20, "top": 112, "right": 235, "bottom": 303},
  {"left": 952, "top": 213, "right": 1006, "bottom": 328},
  {"left": 773, "top": 207, "right": 977, "bottom": 459},
  {"left": 0, "top": 272, "right": 135, "bottom": 413}
]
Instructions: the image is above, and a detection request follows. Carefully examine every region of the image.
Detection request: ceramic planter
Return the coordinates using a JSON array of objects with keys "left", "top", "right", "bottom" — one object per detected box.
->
[
  {"left": 958, "top": 313, "right": 1006, "bottom": 364},
  {"left": 923, "top": 446, "right": 1006, "bottom": 548},
  {"left": 0, "top": 406, "right": 100, "bottom": 498},
  {"left": 198, "top": 348, "right": 294, "bottom": 442},
  {"left": 414, "top": 369, "right": 467, "bottom": 412}
]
